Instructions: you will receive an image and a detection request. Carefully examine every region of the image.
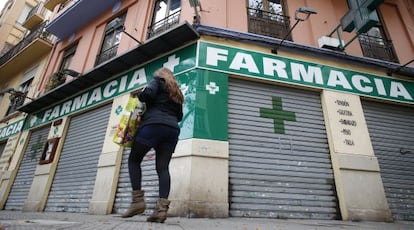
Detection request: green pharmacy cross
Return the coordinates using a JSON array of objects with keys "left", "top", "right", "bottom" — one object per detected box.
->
[
  {"left": 340, "top": 0, "right": 383, "bottom": 33},
  {"left": 260, "top": 96, "right": 296, "bottom": 134}
]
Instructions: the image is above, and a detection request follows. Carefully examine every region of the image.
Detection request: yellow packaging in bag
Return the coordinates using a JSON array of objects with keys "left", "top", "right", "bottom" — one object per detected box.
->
[{"left": 113, "top": 97, "right": 140, "bottom": 147}]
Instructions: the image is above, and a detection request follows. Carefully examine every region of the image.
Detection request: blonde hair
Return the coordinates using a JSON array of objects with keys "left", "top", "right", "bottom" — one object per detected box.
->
[{"left": 154, "top": 67, "right": 184, "bottom": 104}]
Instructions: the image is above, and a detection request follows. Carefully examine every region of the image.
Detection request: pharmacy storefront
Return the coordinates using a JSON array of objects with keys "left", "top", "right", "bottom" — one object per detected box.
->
[{"left": 0, "top": 39, "right": 413, "bottom": 221}]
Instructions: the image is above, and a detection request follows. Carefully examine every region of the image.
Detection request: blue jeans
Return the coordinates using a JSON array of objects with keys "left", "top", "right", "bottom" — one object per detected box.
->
[{"left": 128, "top": 124, "right": 180, "bottom": 198}]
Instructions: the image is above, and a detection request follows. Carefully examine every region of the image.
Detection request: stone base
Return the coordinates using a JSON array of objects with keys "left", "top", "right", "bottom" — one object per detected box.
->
[{"left": 169, "top": 200, "right": 229, "bottom": 218}]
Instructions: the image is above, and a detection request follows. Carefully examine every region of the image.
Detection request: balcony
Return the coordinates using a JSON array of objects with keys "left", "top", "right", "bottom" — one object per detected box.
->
[
  {"left": 19, "top": 22, "right": 199, "bottom": 113},
  {"left": 359, "top": 34, "right": 399, "bottom": 63},
  {"left": 44, "top": 0, "right": 67, "bottom": 11},
  {"left": 147, "top": 10, "right": 181, "bottom": 39},
  {"left": 0, "top": 22, "right": 54, "bottom": 77},
  {"left": 95, "top": 44, "right": 119, "bottom": 66},
  {"left": 22, "top": 2, "right": 47, "bottom": 30},
  {"left": 45, "top": 0, "right": 120, "bottom": 40},
  {"left": 247, "top": 7, "right": 291, "bottom": 40}
]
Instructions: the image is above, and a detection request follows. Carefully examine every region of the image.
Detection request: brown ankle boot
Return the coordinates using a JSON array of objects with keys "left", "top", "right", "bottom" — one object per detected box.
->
[
  {"left": 146, "top": 198, "right": 170, "bottom": 223},
  {"left": 122, "top": 190, "right": 145, "bottom": 218}
]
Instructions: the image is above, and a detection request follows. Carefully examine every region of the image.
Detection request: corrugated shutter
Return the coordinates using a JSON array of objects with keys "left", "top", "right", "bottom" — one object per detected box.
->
[
  {"left": 0, "top": 142, "right": 6, "bottom": 158},
  {"left": 5, "top": 126, "right": 50, "bottom": 210},
  {"left": 228, "top": 78, "right": 339, "bottom": 219},
  {"left": 44, "top": 103, "right": 112, "bottom": 213},
  {"left": 361, "top": 100, "right": 414, "bottom": 221},
  {"left": 112, "top": 148, "right": 159, "bottom": 215}
]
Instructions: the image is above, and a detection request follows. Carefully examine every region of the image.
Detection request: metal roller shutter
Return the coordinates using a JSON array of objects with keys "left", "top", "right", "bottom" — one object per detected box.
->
[
  {"left": 5, "top": 126, "right": 50, "bottom": 210},
  {"left": 112, "top": 148, "right": 159, "bottom": 215},
  {"left": 361, "top": 100, "right": 414, "bottom": 221},
  {"left": 44, "top": 103, "right": 112, "bottom": 213},
  {"left": 0, "top": 142, "right": 6, "bottom": 158},
  {"left": 228, "top": 78, "right": 339, "bottom": 219}
]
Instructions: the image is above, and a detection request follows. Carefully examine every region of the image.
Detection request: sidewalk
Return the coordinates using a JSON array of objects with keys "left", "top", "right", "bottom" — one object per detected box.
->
[{"left": 1, "top": 210, "right": 413, "bottom": 230}]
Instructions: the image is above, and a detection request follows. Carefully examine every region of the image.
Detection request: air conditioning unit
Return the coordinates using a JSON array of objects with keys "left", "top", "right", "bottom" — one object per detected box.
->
[{"left": 318, "top": 36, "right": 344, "bottom": 51}]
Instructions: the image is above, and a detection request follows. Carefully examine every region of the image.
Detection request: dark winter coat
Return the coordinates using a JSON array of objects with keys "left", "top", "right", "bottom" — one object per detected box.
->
[{"left": 138, "top": 77, "right": 183, "bottom": 129}]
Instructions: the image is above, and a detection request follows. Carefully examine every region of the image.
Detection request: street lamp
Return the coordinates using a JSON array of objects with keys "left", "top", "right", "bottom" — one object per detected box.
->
[
  {"left": 0, "top": 88, "right": 34, "bottom": 100},
  {"left": 271, "top": 6, "right": 317, "bottom": 54},
  {"left": 0, "top": 88, "right": 34, "bottom": 111}
]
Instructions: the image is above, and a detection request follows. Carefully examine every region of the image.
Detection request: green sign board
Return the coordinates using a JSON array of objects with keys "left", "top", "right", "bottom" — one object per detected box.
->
[
  {"left": 13, "top": 40, "right": 414, "bottom": 142},
  {"left": 0, "top": 119, "right": 25, "bottom": 141},
  {"left": 23, "top": 43, "right": 197, "bottom": 130},
  {"left": 197, "top": 41, "right": 414, "bottom": 104}
]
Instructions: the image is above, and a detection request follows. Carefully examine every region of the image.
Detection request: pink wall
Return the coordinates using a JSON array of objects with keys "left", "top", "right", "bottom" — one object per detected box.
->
[
  {"left": 40, "top": 0, "right": 414, "bottom": 93},
  {"left": 381, "top": 1, "right": 414, "bottom": 66},
  {"left": 40, "top": 0, "right": 141, "bottom": 93}
]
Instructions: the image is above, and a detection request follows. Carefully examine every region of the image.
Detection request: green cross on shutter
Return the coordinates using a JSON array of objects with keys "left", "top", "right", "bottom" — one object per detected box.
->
[
  {"left": 260, "top": 96, "right": 296, "bottom": 134},
  {"left": 340, "top": 0, "right": 383, "bottom": 33}
]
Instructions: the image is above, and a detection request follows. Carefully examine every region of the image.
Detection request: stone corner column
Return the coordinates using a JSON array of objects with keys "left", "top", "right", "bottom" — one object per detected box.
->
[
  {"left": 321, "top": 90, "right": 393, "bottom": 222},
  {"left": 169, "top": 138, "right": 229, "bottom": 218},
  {"left": 89, "top": 95, "right": 128, "bottom": 215}
]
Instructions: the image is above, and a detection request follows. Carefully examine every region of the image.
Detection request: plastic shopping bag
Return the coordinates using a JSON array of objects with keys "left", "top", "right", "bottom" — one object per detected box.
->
[{"left": 113, "top": 96, "right": 142, "bottom": 148}]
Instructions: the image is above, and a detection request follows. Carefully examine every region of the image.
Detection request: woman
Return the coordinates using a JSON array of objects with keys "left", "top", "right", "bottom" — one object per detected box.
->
[{"left": 122, "top": 67, "right": 184, "bottom": 223}]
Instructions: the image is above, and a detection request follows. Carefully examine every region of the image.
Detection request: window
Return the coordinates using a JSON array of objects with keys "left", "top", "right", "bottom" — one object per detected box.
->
[
  {"left": 247, "top": 0, "right": 290, "bottom": 39},
  {"left": 17, "top": 4, "right": 32, "bottom": 25},
  {"left": 60, "top": 45, "right": 77, "bottom": 71},
  {"left": 249, "top": 0, "right": 284, "bottom": 15},
  {"left": 147, "top": 0, "right": 181, "bottom": 38},
  {"left": 47, "top": 45, "right": 77, "bottom": 90},
  {"left": 6, "top": 65, "right": 37, "bottom": 115},
  {"left": 96, "top": 14, "right": 126, "bottom": 66},
  {"left": 358, "top": 10, "right": 399, "bottom": 63}
]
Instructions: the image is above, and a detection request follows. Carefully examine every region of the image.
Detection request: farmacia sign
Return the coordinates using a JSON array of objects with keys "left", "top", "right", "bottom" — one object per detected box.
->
[{"left": 198, "top": 41, "right": 414, "bottom": 104}]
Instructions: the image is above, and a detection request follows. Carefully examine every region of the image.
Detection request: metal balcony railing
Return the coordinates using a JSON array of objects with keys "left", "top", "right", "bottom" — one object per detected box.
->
[
  {"left": 0, "top": 22, "right": 54, "bottom": 67},
  {"left": 147, "top": 10, "right": 181, "bottom": 39},
  {"left": 359, "top": 34, "right": 399, "bottom": 63},
  {"left": 95, "top": 44, "right": 119, "bottom": 66},
  {"left": 247, "top": 7, "right": 291, "bottom": 40}
]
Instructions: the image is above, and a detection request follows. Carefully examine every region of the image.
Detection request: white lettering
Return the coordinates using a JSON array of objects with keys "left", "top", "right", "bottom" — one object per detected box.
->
[
  {"left": 118, "top": 75, "right": 128, "bottom": 93},
  {"left": 291, "top": 63, "right": 323, "bottom": 85},
  {"left": 229, "top": 52, "right": 259, "bottom": 73},
  {"left": 104, "top": 80, "right": 118, "bottom": 98},
  {"left": 61, "top": 101, "right": 72, "bottom": 116},
  {"left": 13, "top": 121, "right": 23, "bottom": 133},
  {"left": 390, "top": 82, "right": 413, "bottom": 100},
  {"left": 352, "top": 75, "right": 373, "bottom": 93},
  {"left": 49, "top": 105, "right": 60, "bottom": 120},
  {"left": 72, "top": 93, "right": 88, "bottom": 111},
  {"left": 5, "top": 126, "right": 13, "bottom": 136},
  {"left": 42, "top": 109, "right": 52, "bottom": 122},
  {"left": 206, "top": 47, "right": 228, "bottom": 66},
  {"left": 327, "top": 70, "right": 352, "bottom": 89},
  {"left": 374, "top": 78, "right": 387, "bottom": 96},
  {"left": 263, "top": 58, "right": 288, "bottom": 78},
  {"left": 88, "top": 88, "right": 102, "bottom": 105},
  {"left": 128, "top": 69, "right": 147, "bottom": 90},
  {"left": 0, "top": 128, "right": 6, "bottom": 138}
]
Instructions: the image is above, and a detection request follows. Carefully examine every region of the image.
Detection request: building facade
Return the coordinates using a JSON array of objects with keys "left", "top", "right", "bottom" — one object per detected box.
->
[
  {"left": 0, "top": 0, "right": 413, "bottom": 222},
  {"left": 0, "top": 0, "right": 54, "bottom": 210}
]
